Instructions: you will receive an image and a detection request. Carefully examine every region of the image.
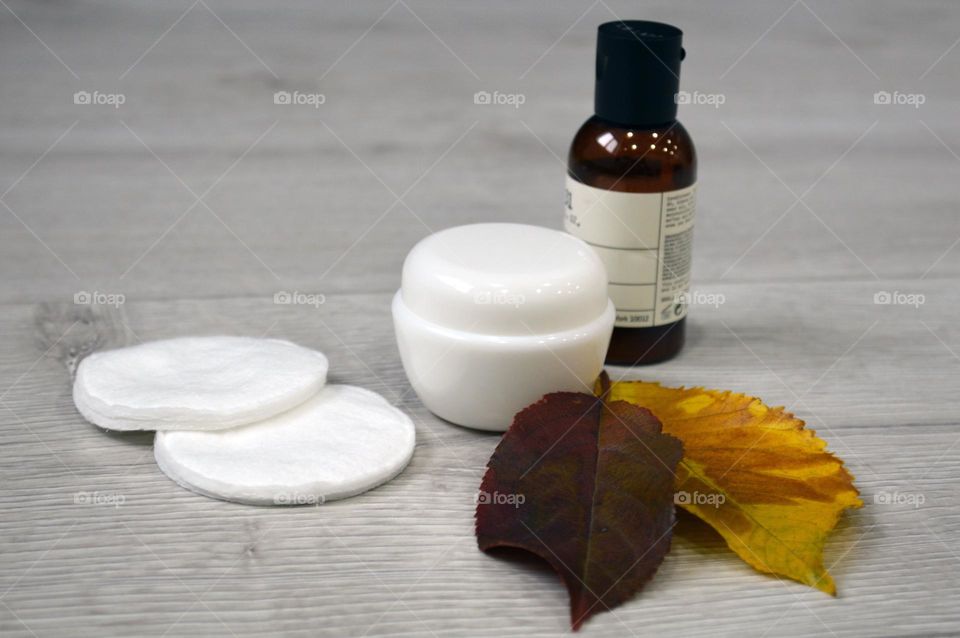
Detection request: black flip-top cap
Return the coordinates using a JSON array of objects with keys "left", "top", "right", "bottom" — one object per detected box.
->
[{"left": 594, "top": 20, "right": 685, "bottom": 127}]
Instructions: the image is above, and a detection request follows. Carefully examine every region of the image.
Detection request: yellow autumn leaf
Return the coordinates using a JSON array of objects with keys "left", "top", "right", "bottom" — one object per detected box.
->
[{"left": 596, "top": 376, "right": 862, "bottom": 595}]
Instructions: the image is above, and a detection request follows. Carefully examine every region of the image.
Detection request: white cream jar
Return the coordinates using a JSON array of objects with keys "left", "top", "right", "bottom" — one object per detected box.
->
[{"left": 392, "top": 223, "right": 614, "bottom": 431}]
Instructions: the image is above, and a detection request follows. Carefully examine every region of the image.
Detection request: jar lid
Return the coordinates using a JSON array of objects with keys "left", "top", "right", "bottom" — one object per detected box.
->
[{"left": 398, "top": 223, "right": 610, "bottom": 336}]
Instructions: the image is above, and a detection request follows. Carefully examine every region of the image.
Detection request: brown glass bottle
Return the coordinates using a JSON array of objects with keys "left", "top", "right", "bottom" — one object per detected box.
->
[
  {"left": 564, "top": 20, "right": 696, "bottom": 365},
  {"left": 568, "top": 117, "right": 696, "bottom": 364}
]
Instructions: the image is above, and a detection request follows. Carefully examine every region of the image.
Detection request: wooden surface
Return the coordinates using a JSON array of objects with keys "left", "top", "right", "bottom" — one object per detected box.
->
[{"left": 2, "top": 1, "right": 959, "bottom": 636}]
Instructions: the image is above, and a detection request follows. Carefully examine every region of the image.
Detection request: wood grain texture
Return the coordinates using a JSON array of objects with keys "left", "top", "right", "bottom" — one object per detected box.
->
[{"left": 1, "top": 1, "right": 959, "bottom": 636}]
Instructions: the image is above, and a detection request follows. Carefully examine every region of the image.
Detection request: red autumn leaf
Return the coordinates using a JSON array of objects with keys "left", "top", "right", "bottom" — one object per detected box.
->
[{"left": 475, "top": 392, "right": 683, "bottom": 630}]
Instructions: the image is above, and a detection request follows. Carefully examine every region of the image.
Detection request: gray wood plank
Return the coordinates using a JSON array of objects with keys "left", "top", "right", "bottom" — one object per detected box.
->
[
  {"left": 2, "top": 1, "right": 959, "bottom": 636},
  {"left": 0, "top": 283, "right": 958, "bottom": 637}
]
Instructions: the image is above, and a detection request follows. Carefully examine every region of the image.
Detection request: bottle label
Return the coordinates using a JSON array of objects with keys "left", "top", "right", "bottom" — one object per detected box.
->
[{"left": 564, "top": 176, "right": 696, "bottom": 328}]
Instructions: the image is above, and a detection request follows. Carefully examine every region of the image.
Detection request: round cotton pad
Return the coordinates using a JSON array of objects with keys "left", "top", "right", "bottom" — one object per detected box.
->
[
  {"left": 73, "top": 336, "right": 328, "bottom": 431},
  {"left": 154, "top": 385, "right": 416, "bottom": 505}
]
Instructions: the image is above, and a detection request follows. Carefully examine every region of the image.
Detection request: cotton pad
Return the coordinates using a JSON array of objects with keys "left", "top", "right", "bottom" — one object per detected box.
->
[
  {"left": 154, "top": 385, "right": 416, "bottom": 505},
  {"left": 73, "top": 336, "right": 328, "bottom": 431}
]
